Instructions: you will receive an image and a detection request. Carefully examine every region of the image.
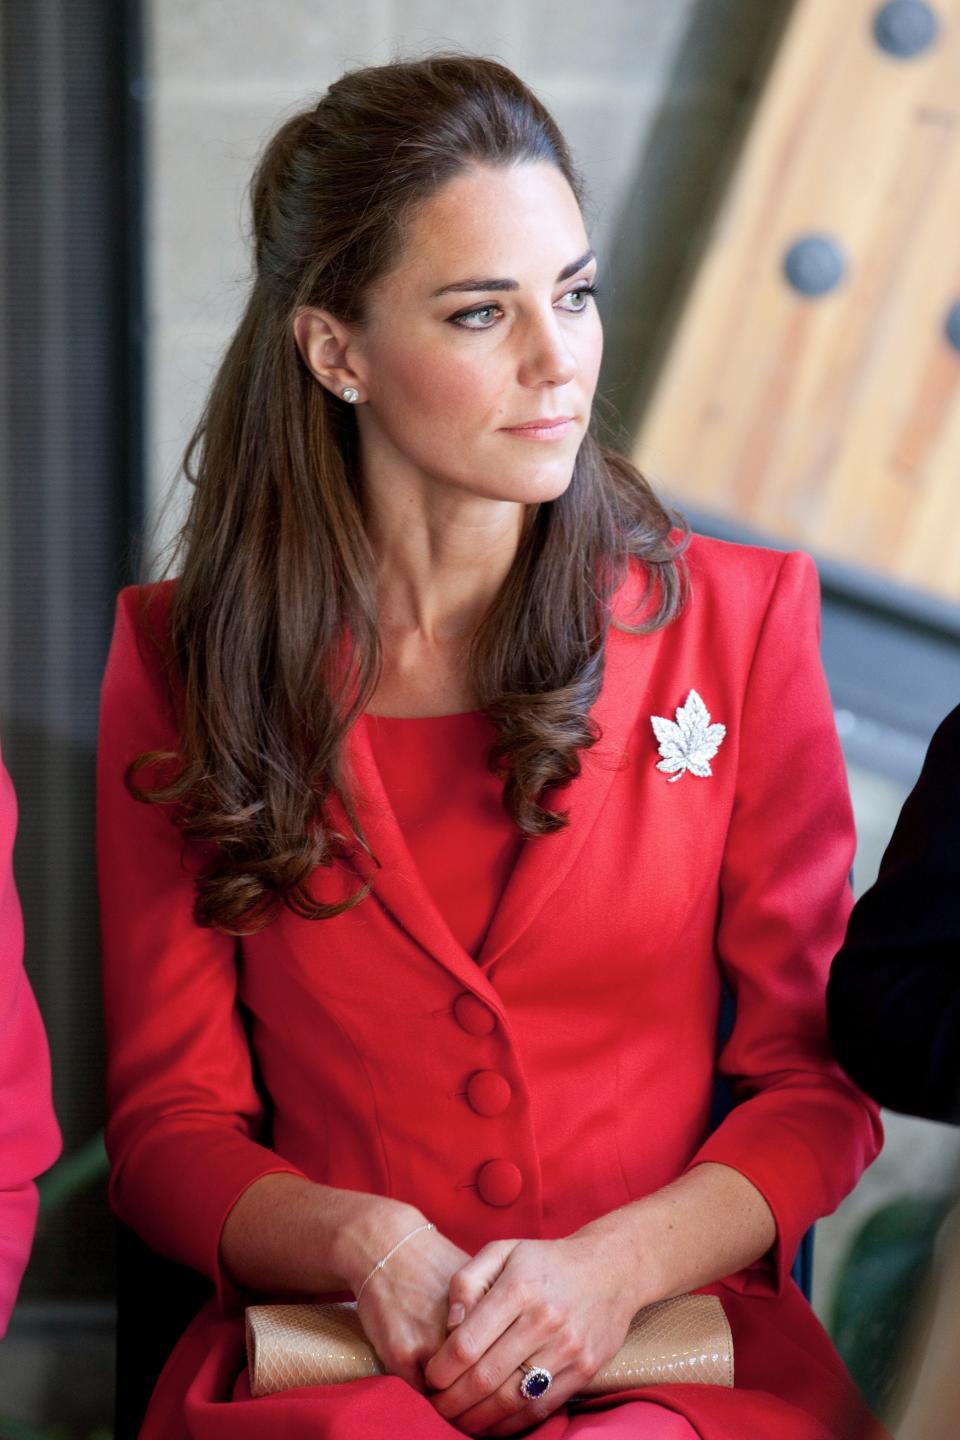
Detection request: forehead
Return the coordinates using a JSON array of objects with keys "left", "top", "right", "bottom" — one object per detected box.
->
[{"left": 389, "top": 162, "right": 590, "bottom": 289}]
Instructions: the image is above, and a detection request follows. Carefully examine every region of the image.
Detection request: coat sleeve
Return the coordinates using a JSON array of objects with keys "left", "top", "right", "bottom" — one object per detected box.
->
[
  {"left": 97, "top": 587, "right": 306, "bottom": 1315},
  {"left": 683, "top": 550, "right": 883, "bottom": 1295},
  {"left": 0, "top": 750, "right": 61, "bottom": 1337},
  {"left": 827, "top": 704, "right": 960, "bottom": 1123}
]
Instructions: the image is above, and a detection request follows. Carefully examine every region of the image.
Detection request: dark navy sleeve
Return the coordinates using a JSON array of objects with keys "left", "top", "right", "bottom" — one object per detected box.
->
[{"left": 827, "top": 704, "right": 960, "bottom": 1123}]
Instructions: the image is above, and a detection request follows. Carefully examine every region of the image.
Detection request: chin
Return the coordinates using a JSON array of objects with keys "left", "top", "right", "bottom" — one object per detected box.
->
[
  {"left": 460, "top": 468, "right": 574, "bottom": 506},
  {"left": 515, "top": 455, "right": 579, "bottom": 498},
  {"left": 478, "top": 449, "right": 579, "bottom": 504},
  {"left": 513, "top": 471, "right": 576, "bottom": 505}
]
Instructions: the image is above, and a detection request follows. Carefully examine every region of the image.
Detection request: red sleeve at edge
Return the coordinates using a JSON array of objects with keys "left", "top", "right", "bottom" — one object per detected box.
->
[
  {"left": 0, "top": 749, "right": 62, "bottom": 1335},
  {"left": 97, "top": 588, "right": 305, "bottom": 1315},
  {"left": 683, "top": 551, "right": 883, "bottom": 1295}
]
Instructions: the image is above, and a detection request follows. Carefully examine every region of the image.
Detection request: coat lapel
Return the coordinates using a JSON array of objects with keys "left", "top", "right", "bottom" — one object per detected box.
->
[
  {"left": 338, "top": 571, "right": 652, "bottom": 994},
  {"left": 341, "top": 714, "right": 505, "bottom": 1006},
  {"left": 476, "top": 623, "right": 648, "bottom": 971}
]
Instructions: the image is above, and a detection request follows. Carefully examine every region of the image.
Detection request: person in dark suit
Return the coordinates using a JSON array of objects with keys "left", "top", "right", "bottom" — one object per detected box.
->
[
  {"left": 827, "top": 703, "right": 960, "bottom": 1124},
  {"left": 829, "top": 705, "right": 960, "bottom": 1440}
]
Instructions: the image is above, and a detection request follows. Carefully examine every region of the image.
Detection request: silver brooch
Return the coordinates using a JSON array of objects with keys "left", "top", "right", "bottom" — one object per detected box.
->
[{"left": 650, "top": 689, "right": 727, "bottom": 783}]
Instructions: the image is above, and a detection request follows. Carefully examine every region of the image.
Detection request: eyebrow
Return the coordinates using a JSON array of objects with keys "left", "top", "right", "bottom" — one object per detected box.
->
[{"left": 430, "top": 248, "right": 597, "bottom": 298}]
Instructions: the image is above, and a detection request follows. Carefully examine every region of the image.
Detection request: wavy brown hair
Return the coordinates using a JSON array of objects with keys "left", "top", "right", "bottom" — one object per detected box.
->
[{"left": 131, "top": 52, "right": 688, "bottom": 936}]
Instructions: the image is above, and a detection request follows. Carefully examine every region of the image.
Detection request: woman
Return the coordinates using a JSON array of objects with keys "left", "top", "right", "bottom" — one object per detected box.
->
[
  {"left": 98, "top": 54, "right": 884, "bottom": 1438},
  {"left": 0, "top": 741, "right": 61, "bottom": 1335}
]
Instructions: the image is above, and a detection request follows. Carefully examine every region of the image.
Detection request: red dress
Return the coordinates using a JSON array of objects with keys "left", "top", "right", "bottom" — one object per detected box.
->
[
  {"left": 364, "top": 710, "right": 525, "bottom": 960},
  {"left": 98, "top": 537, "right": 886, "bottom": 1438}
]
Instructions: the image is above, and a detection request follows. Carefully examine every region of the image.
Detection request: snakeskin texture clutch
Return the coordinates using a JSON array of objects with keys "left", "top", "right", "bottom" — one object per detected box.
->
[
  {"left": 245, "top": 1293, "right": 733, "bottom": 1398},
  {"left": 576, "top": 1294, "right": 733, "bottom": 1394}
]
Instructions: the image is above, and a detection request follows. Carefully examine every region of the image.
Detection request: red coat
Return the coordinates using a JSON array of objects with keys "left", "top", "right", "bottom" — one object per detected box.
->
[
  {"left": 98, "top": 535, "right": 884, "bottom": 1438},
  {"left": 0, "top": 746, "right": 61, "bottom": 1336}
]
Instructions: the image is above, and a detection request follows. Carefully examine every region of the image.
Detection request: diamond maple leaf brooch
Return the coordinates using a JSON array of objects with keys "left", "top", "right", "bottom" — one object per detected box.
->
[{"left": 650, "top": 689, "right": 727, "bottom": 783}]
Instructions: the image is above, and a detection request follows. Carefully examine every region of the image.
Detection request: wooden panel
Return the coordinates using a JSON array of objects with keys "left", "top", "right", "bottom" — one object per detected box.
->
[{"left": 632, "top": 0, "right": 960, "bottom": 601}]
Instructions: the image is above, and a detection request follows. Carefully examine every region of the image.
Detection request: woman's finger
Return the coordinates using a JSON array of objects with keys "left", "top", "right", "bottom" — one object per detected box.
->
[
  {"left": 424, "top": 1256, "right": 526, "bottom": 1392},
  {"left": 429, "top": 1311, "right": 531, "bottom": 1422},
  {"left": 445, "top": 1239, "right": 516, "bottom": 1328},
  {"left": 443, "top": 1343, "right": 572, "bottom": 1436}
]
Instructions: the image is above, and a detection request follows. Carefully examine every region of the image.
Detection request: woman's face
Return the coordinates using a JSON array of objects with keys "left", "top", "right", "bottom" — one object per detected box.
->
[{"left": 338, "top": 161, "right": 603, "bottom": 507}]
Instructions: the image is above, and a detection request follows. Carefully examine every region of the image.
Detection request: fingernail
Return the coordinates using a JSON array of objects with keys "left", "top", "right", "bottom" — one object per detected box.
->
[{"left": 447, "top": 1302, "right": 465, "bottom": 1327}]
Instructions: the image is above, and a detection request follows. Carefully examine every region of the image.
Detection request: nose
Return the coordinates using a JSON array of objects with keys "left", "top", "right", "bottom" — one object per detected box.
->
[{"left": 516, "top": 310, "right": 578, "bottom": 388}]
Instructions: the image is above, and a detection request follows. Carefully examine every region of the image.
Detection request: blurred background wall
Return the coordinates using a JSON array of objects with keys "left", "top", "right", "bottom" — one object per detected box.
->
[{"left": 1, "top": 1, "right": 959, "bottom": 1435}]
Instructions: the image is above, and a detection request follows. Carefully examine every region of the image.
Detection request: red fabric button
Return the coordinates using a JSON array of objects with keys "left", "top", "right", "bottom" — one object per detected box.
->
[
  {"left": 466, "top": 1070, "right": 512, "bottom": 1117},
  {"left": 453, "top": 993, "right": 497, "bottom": 1036},
  {"left": 476, "top": 1159, "right": 522, "bottom": 1207}
]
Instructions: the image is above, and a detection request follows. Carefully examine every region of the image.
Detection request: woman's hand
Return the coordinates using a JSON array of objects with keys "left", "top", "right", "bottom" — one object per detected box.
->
[
  {"left": 423, "top": 1231, "right": 637, "bottom": 1436},
  {"left": 423, "top": 1162, "right": 777, "bottom": 1434},
  {"left": 346, "top": 1204, "right": 473, "bottom": 1396},
  {"left": 219, "top": 1178, "right": 474, "bottom": 1396}
]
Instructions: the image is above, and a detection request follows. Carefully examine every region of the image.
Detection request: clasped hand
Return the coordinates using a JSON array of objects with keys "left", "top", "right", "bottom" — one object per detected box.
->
[
  {"left": 359, "top": 1224, "right": 635, "bottom": 1436},
  {"left": 427, "top": 1233, "right": 636, "bottom": 1434}
]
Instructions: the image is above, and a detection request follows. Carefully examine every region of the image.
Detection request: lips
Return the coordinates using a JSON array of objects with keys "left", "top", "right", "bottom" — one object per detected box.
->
[{"left": 502, "top": 416, "right": 574, "bottom": 431}]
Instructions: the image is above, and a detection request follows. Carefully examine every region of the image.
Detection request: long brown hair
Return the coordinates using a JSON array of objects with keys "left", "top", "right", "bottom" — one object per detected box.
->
[{"left": 131, "top": 52, "right": 688, "bottom": 936}]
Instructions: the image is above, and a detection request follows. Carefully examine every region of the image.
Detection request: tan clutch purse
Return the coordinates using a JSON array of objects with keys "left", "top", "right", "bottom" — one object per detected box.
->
[{"left": 245, "top": 1293, "right": 733, "bottom": 1398}]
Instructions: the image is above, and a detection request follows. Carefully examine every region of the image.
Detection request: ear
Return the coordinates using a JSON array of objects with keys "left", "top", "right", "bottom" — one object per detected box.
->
[{"left": 293, "top": 306, "right": 368, "bottom": 403}]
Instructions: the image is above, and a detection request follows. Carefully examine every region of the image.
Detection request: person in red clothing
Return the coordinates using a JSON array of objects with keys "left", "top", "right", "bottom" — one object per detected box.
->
[
  {"left": 98, "top": 54, "right": 885, "bottom": 1438},
  {"left": 0, "top": 742, "right": 61, "bottom": 1336}
]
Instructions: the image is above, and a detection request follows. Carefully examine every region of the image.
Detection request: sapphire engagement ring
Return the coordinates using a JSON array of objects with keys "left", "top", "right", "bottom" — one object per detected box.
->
[{"left": 518, "top": 1361, "right": 553, "bottom": 1401}]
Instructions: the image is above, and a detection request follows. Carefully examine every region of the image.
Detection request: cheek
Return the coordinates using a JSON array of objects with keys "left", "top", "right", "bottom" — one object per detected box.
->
[
  {"left": 582, "top": 315, "right": 604, "bottom": 380},
  {"left": 376, "top": 336, "right": 496, "bottom": 428}
]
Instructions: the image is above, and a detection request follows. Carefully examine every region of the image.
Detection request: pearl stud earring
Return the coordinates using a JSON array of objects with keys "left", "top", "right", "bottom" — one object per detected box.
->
[{"left": 341, "top": 386, "right": 360, "bottom": 403}]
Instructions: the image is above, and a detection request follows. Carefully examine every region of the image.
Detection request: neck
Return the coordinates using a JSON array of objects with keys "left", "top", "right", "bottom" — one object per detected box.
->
[{"left": 362, "top": 472, "right": 526, "bottom": 647}]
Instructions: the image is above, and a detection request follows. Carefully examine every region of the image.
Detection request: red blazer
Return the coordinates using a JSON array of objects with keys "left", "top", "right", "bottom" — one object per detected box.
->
[
  {"left": 0, "top": 745, "right": 61, "bottom": 1337},
  {"left": 98, "top": 536, "right": 883, "bottom": 1439}
]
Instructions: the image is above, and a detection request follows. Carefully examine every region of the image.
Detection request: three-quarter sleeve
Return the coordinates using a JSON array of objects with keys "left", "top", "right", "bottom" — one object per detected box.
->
[
  {"left": 684, "top": 550, "right": 883, "bottom": 1294},
  {"left": 97, "top": 586, "right": 306, "bottom": 1314},
  {"left": 0, "top": 749, "right": 61, "bottom": 1337}
]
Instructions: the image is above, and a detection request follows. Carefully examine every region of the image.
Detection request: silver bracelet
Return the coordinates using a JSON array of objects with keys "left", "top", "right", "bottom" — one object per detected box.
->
[{"left": 355, "top": 1222, "right": 435, "bottom": 1301}]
